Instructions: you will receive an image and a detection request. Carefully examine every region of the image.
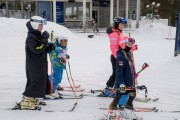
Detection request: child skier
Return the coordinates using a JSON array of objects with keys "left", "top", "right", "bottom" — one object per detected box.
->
[
  {"left": 109, "top": 36, "right": 143, "bottom": 120},
  {"left": 46, "top": 36, "right": 70, "bottom": 98}
]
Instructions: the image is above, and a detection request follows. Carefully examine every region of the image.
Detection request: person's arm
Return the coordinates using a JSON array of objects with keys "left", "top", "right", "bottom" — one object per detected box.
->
[
  {"left": 26, "top": 37, "right": 47, "bottom": 54},
  {"left": 108, "top": 33, "right": 118, "bottom": 58}
]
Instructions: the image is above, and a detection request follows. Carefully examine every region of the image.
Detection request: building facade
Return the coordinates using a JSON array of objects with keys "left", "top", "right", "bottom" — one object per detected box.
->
[{"left": 0, "top": 0, "right": 137, "bottom": 28}]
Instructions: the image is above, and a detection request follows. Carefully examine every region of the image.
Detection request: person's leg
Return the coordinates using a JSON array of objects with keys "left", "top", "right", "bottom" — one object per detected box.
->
[
  {"left": 121, "top": 91, "right": 143, "bottom": 120},
  {"left": 125, "top": 91, "right": 136, "bottom": 110},
  {"left": 53, "top": 69, "right": 62, "bottom": 92},
  {"left": 118, "top": 93, "right": 130, "bottom": 108},
  {"left": 109, "top": 91, "right": 128, "bottom": 109},
  {"left": 106, "top": 55, "right": 116, "bottom": 88}
]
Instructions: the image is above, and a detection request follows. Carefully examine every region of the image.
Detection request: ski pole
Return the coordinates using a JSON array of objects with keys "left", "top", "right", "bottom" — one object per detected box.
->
[
  {"left": 49, "top": 63, "right": 54, "bottom": 94},
  {"left": 49, "top": 31, "right": 54, "bottom": 94},
  {"left": 50, "top": 31, "right": 53, "bottom": 41},
  {"left": 137, "top": 63, "right": 149, "bottom": 74},
  {"left": 65, "top": 66, "right": 77, "bottom": 98},
  {"left": 67, "top": 59, "right": 78, "bottom": 90},
  {"left": 65, "top": 65, "right": 80, "bottom": 112}
]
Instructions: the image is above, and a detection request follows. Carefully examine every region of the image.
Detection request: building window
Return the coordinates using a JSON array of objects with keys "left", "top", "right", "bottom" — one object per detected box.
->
[
  {"left": 8, "top": 0, "right": 22, "bottom": 18},
  {"left": 0, "top": 0, "right": 6, "bottom": 17},
  {"left": 64, "top": 2, "right": 90, "bottom": 21},
  {"left": 23, "top": 1, "right": 35, "bottom": 19}
]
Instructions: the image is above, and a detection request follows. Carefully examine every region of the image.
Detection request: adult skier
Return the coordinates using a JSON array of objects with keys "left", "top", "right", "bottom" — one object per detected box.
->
[
  {"left": 105, "top": 17, "right": 127, "bottom": 90},
  {"left": 20, "top": 16, "right": 55, "bottom": 110}
]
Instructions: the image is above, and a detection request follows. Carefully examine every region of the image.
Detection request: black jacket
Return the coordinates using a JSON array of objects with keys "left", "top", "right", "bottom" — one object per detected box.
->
[{"left": 23, "top": 21, "right": 51, "bottom": 98}]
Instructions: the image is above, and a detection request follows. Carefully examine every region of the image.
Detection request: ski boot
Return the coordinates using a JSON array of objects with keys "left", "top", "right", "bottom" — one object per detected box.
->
[
  {"left": 57, "top": 85, "right": 64, "bottom": 90},
  {"left": 107, "top": 109, "right": 114, "bottom": 120},
  {"left": 20, "top": 96, "right": 41, "bottom": 110},
  {"left": 44, "top": 91, "right": 63, "bottom": 99},
  {"left": 121, "top": 108, "right": 143, "bottom": 120},
  {"left": 20, "top": 101, "right": 41, "bottom": 110},
  {"left": 34, "top": 98, "right": 46, "bottom": 106},
  {"left": 109, "top": 93, "right": 122, "bottom": 110}
]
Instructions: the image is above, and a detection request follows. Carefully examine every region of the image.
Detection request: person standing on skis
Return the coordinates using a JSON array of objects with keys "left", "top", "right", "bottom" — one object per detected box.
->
[
  {"left": 46, "top": 36, "right": 70, "bottom": 99},
  {"left": 101, "top": 17, "right": 138, "bottom": 97},
  {"left": 105, "top": 17, "right": 127, "bottom": 90},
  {"left": 20, "top": 16, "right": 55, "bottom": 110},
  {"left": 109, "top": 37, "right": 143, "bottom": 120}
]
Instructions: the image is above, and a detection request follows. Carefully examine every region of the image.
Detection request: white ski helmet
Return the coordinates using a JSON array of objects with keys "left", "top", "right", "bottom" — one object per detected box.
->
[
  {"left": 30, "top": 16, "right": 47, "bottom": 30},
  {"left": 57, "top": 36, "right": 68, "bottom": 43}
]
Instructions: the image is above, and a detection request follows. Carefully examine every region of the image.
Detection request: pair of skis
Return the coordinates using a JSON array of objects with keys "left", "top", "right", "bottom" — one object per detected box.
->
[
  {"left": 99, "top": 107, "right": 158, "bottom": 113},
  {"left": 43, "top": 94, "right": 84, "bottom": 100}
]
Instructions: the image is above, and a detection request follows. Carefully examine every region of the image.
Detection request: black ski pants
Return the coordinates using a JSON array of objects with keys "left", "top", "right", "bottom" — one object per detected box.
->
[{"left": 106, "top": 54, "right": 116, "bottom": 88}]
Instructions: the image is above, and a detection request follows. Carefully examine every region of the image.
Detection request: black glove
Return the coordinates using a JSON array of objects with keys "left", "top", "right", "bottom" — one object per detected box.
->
[
  {"left": 65, "top": 54, "right": 70, "bottom": 59},
  {"left": 46, "top": 43, "right": 55, "bottom": 53},
  {"left": 42, "top": 31, "right": 50, "bottom": 39},
  {"left": 59, "top": 58, "right": 66, "bottom": 64}
]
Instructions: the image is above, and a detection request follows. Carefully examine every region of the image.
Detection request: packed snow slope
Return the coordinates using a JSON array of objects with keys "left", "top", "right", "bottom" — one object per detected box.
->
[{"left": 0, "top": 17, "right": 180, "bottom": 120}]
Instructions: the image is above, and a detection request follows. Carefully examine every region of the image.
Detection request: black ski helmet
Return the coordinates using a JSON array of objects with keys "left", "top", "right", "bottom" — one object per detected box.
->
[{"left": 113, "top": 17, "right": 127, "bottom": 29}]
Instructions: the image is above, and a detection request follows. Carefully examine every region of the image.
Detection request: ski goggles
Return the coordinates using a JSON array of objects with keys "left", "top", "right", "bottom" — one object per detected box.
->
[
  {"left": 30, "top": 18, "right": 47, "bottom": 25},
  {"left": 120, "top": 38, "right": 135, "bottom": 44},
  {"left": 128, "top": 38, "right": 135, "bottom": 44},
  {"left": 121, "top": 18, "right": 127, "bottom": 24},
  {"left": 60, "top": 39, "right": 68, "bottom": 43}
]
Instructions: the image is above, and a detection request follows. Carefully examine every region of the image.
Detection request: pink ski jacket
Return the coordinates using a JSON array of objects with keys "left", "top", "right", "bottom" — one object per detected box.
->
[{"left": 106, "top": 27, "right": 127, "bottom": 58}]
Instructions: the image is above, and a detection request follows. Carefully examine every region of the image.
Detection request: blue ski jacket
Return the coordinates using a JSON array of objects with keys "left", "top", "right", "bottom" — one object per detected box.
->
[
  {"left": 49, "top": 41, "right": 68, "bottom": 69},
  {"left": 114, "top": 47, "right": 136, "bottom": 89}
]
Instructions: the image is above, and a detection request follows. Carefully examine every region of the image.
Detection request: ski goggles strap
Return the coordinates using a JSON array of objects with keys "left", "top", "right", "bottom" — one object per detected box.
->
[{"left": 30, "top": 19, "right": 47, "bottom": 25}]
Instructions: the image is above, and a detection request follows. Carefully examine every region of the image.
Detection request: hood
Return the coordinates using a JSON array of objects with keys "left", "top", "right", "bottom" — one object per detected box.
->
[{"left": 26, "top": 21, "right": 36, "bottom": 33}]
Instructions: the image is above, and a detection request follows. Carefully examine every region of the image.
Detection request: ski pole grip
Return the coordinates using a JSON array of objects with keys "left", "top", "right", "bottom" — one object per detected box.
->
[{"left": 142, "top": 63, "right": 149, "bottom": 70}]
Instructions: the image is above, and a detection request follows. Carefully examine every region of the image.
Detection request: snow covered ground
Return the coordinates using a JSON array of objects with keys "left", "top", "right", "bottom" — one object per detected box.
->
[{"left": 0, "top": 17, "right": 180, "bottom": 120}]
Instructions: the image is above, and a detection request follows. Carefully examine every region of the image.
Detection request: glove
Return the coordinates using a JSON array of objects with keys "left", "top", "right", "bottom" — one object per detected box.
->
[
  {"left": 42, "top": 31, "right": 50, "bottom": 39},
  {"left": 46, "top": 43, "right": 55, "bottom": 53},
  {"left": 135, "top": 73, "right": 139, "bottom": 78},
  {"left": 65, "top": 54, "right": 70, "bottom": 59},
  {"left": 59, "top": 58, "right": 66, "bottom": 64},
  {"left": 57, "top": 53, "right": 66, "bottom": 60},
  {"left": 119, "top": 84, "right": 126, "bottom": 93},
  {"left": 130, "top": 45, "right": 138, "bottom": 52}
]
